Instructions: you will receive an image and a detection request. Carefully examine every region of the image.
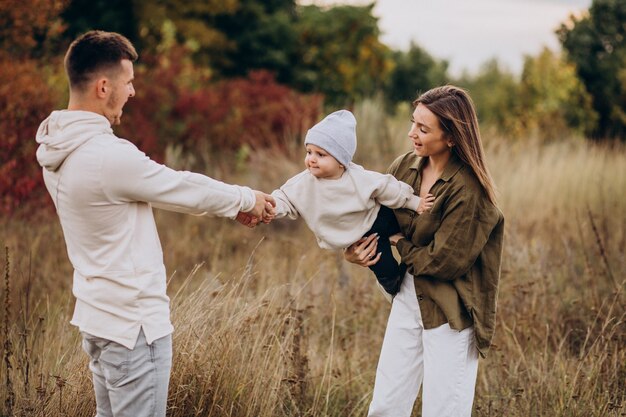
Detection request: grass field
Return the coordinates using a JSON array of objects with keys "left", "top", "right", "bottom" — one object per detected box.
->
[{"left": 2, "top": 104, "right": 625, "bottom": 416}]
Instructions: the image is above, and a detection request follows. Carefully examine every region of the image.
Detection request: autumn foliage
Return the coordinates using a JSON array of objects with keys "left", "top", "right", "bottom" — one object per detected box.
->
[
  {"left": 0, "top": 59, "right": 61, "bottom": 214},
  {"left": 116, "top": 46, "right": 323, "bottom": 166},
  {"left": 0, "top": 0, "right": 67, "bottom": 59},
  {"left": 1, "top": 45, "right": 323, "bottom": 215},
  {"left": 174, "top": 71, "right": 323, "bottom": 151}
]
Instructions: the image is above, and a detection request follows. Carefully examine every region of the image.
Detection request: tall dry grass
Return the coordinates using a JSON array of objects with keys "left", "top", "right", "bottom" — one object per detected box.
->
[{"left": 1, "top": 99, "right": 625, "bottom": 416}]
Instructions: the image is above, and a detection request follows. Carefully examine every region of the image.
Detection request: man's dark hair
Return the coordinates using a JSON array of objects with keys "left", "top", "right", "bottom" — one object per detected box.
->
[{"left": 64, "top": 30, "right": 138, "bottom": 91}]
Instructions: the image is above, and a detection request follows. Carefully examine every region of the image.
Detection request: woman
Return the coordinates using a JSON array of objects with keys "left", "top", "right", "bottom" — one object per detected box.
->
[{"left": 345, "top": 85, "right": 504, "bottom": 417}]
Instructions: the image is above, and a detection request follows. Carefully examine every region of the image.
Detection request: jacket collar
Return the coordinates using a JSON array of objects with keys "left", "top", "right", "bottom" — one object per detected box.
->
[{"left": 410, "top": 153, "right": 464, "bottom": 182}]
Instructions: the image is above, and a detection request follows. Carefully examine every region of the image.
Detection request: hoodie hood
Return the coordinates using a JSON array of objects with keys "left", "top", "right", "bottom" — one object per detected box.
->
[{"left": 36, "top": 110, "right": 113, "bottom": 171}]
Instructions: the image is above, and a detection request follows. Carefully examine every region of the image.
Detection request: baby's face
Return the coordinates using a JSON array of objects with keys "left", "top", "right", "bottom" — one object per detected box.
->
[{"left": 304, "top": 144, "right": 345, "bottom": 179}]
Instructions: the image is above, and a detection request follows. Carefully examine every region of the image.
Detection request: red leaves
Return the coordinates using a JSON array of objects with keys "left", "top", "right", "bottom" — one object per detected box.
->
[
  {"left": 173, "top": 70, "right": 323, "bottom": 152},
  {"left": 3, "top": 46, "right": 324, "bottom": 215},
  {"left": 0, "top": 59, "right": 57, "bottom": 215},
  {"left": 118, "top": 48, "right": 323, "bottom": 165}
]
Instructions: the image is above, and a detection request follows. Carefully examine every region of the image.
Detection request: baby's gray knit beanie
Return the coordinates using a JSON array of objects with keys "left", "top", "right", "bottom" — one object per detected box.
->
[{"left": 304, "top": 110, "right": 356, "bottom": 168}]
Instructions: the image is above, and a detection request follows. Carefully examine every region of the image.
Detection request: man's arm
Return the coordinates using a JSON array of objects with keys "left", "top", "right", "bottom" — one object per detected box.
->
[{"left": 102, "top": 140, "right": 269, "bottom": 219}]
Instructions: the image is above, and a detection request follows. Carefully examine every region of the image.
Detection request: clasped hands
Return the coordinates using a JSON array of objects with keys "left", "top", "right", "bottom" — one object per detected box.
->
[{"left": 235, "top": 190, "right": 277, "bottom": 228}]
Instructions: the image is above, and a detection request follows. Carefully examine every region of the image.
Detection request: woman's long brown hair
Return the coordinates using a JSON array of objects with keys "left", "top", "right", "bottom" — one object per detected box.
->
[{"left": 414, "top": 85, "right": 498, "bottom": 206}]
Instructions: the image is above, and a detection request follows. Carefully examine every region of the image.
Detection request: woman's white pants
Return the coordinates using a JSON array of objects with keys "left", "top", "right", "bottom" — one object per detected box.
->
[{"left": 368, "top": 273, "right": 479, "bottom": 417}]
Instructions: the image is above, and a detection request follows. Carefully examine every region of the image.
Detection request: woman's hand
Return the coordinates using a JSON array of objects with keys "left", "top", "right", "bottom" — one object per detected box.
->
[
  {"left": 344, "top": 233, "right": 381, "bottom": 267},
  {"left": 389, "top": 233, "right": 404, "bottom": 246}
]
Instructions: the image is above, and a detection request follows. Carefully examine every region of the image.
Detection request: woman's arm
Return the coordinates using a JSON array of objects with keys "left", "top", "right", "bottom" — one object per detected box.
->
[{"left": 396, "top": 191, "right": 501, "bottom": 282}]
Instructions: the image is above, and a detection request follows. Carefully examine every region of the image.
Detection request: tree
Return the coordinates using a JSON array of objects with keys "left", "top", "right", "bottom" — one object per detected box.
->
[
  {"left": 558, "top": 0, "right": 626, "bottom": 139},
  {"left": 518, "top": 48, "right": 597, "bottom": 140},
  {"left": 293, "top": 4, "right": 392, "bottom": 106},
  {"left": 0, "top": 0, "right": 67, "bottom": 213},
  {"left": 210, "top": 0, "right": 298, "bottom": 83},
  {"left": 61, "top": 0, "right": 137, "bottom": 45},
  {"left": 385, "top": 42, "right": 448, "bottom": 108},
  {"left": 0, "top": 0, "right": 68, "bottom": 59},
  {"left": 60, "top": 0, "right": 298, "bottom": 82},
  {"left": 133, "top": 0, "right": 298, "bottom": 82},
  {"left": 0, "top": 61, "right": 60, "bottom": 214},
  {"left": 455, "top": 59, "right": 522, "bottom": 135},
  {"left": 55, "top": 0, "right": 393, "bottom": 102}
]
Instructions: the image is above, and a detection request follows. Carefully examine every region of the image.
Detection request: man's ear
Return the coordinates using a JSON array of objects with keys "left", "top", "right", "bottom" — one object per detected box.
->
[{"left": 95, "top": 78, "right": 108, "bottom": 99}]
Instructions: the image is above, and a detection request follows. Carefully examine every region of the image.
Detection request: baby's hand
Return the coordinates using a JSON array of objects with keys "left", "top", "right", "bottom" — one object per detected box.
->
[
  {"left": 261, "top": 201, "right": 276, "bottom": 224},
  {"left": 417, "top": 194, "right": 435, "bottom": 214}
]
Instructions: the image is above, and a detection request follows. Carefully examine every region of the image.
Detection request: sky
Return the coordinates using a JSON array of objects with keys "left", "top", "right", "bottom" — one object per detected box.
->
[{"left": 299, "top": 0, "right": 592, "bottom": 76}]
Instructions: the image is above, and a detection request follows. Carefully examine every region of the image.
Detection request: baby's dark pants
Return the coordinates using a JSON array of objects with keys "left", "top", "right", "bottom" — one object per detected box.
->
[{"left": 363, "top": 205, "right": 406, "bottom": 295}]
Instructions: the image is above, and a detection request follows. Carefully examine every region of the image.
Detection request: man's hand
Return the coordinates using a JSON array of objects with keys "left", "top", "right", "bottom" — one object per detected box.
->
[
  {"left": 237, "top": 191, "right": 276, "bottom": 228},
  {"left": 344, "top": 234, "right": 381, "bottom": 267},
  {"left": 236, "top": 211, "right": 259, "bottom": 228},
  {"left": 249, "top": 191, "right": 275, "bottom": 219}
]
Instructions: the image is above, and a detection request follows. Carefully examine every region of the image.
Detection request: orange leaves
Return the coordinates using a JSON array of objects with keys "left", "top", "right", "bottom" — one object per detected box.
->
[
  {"left": 0, "top": 0, "right": 68, "bottom": 59},
  {"left": 118, "top": 47, "right": 323, "bottom": 167},
  {"left": 0, "top": 59, "right": 59, "bottom": 214},
  {"left": 3, "top": 45, "right": 323, "bottom": 215}
]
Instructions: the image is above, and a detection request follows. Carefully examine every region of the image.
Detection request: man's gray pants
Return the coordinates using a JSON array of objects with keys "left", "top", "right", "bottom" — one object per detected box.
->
[{"left": 81, "top": 329, "right": 172, "bottom": 417}]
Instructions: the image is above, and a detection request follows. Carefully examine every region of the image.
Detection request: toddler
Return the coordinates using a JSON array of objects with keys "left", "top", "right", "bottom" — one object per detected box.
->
[{"left": 269, "top": 110, "right": 433, "bottom": 296}]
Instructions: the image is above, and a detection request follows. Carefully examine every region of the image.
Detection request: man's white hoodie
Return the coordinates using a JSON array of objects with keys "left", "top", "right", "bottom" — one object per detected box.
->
[{"left": 36, "top": 110, "right": 256, "bottom": 348}]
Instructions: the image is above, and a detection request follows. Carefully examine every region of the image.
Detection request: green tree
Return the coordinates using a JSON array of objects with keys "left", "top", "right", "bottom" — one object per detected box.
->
[
  {"left": 59, "top": 1, "right": 224, "bottom": 84},
  {"left": 519, "top": 48, "right": 598, "bottom": 140},
  {"left": 210, "top": 0, "right": 298, "bottom": 82},
  {"left": 132, "top": 0, "right": 238, "bottom": 67},
  {"left": 293, "top": 4, "right": 392, "bottom": 106},
  {"left": 558, "top": 0, "right": 626, "bottom": 139},
  {"left": 61, "top": 0, "right": 137, "bottom": 45},
  {"left": 60, "top": 0, "right": 298, "bottom": 82},
  {"left": 455, "top": 59, "right": 522, "bottom": 135},
  {"left": 385, "top": 42, "right": 448, "bottom": 108},
  {"left": 133, "top": 0, "right": 297, "bottom": 82}
]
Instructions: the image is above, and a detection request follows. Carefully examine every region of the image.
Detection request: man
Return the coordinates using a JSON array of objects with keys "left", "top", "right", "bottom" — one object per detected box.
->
[{"left": 35, "top": 30, "right": 273, "bottom": 417}]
